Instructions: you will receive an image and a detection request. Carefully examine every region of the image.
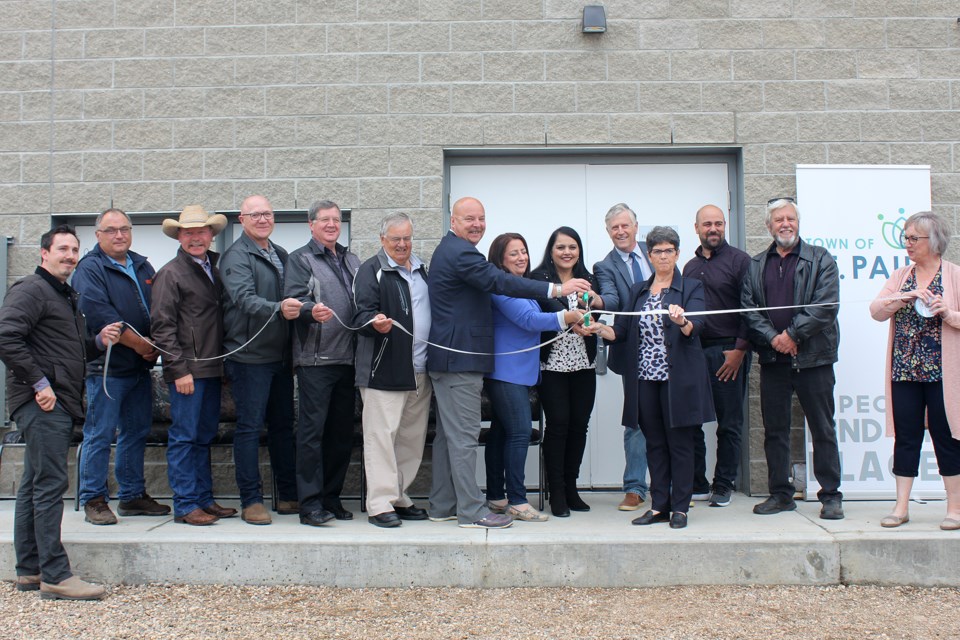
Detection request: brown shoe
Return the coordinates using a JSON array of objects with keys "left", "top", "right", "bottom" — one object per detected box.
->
[
  {"left": 15, "top": 574, "right": 40, "bottom": 592},
  {"left": 84, "top": 496, "right": 118, "bottom": 525},
  {"left": 40, "top": 576, "right": 106, "bottom": 601},
  {"left": 618, "top": 493, "right": 644, "bottom": 511},
  {"left": 174, "top": 508, "right": 219, "bottom": 526},
  {"left": 241, "top": 503, "right": 272, "bottom": 525},
  {"left": 276, "top": 500, "right": 299, "bottom": 515},
  {"left": 203, "top": 502, "right": 238, "bottom": 518},
  {"left": 117, "top": 493, "right": 171, "bottom": 517}
]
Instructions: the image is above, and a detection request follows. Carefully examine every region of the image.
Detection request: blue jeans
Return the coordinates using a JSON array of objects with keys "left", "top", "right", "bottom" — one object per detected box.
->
[
  {"left": 484, "top": 379, "right": 533, "bottom": 505},
  {"left": 225, "top": 360, "right": 297, "bottom": 507},
  {"left": 167, "top": 377, "right": 222, "bottom": 517},
  {"left": 79, "top": 371, "right": 152, "bottom": 504},
  {"left": 693, "top": 343, "right": 751, "bottom": 493},
  {"left": 622, "top": 377, "right": 649, "bottom": 498}
]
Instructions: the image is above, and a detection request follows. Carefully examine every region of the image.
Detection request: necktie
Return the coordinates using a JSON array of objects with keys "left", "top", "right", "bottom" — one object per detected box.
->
[{"left": 630, "top": 253, "right": 645, "bottom": 284}]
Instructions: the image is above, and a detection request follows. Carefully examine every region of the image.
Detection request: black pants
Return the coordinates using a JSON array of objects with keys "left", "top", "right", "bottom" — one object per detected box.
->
[
  {"left": 759, "top": 363, "right": 842, "bottom": 502},
  {"left": 638, "top": 380, "right": 698, "bottom": 514},
  {"left": 538, "top": 369, "right": 596, "bottom": 496},
  {"left": 295, "top": 365, "right": 356, "bottom": 513},
  {"left": 891, "top": 381, "right": 960, "bottom": 477}
]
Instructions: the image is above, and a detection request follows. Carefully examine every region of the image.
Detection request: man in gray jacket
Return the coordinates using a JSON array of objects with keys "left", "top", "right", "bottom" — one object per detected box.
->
[
  {"left": 284, "top": 199, "right": 361, "bottom": 527},
  {"left": 221, "top": 195, "right": 303, "bottom": 525}
]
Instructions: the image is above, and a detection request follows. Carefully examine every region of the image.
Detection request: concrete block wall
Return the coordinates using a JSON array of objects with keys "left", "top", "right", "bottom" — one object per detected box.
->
[{"left": 1, "top": 1, "right": 959, "bottom": 493}]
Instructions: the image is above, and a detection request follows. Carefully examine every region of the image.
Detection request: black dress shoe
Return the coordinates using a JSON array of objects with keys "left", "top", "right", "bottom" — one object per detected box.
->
[
  {"left": 394, "top": 505, "right": 428, "bottom": 520},
  {"left": 368, "top": 512, "right": 402, "bottom": 528},
  {"left": 299, "top": 509, "right": 335, "bottom": 526},
  {"left": 326, "top": 506, "right": 354, "bottom": 520},
  {"left": 669, "top": 511, "right": 688, "bottom": 529},
  {"left": 631, "top": 510, "right": 670, "bottom": 525}
]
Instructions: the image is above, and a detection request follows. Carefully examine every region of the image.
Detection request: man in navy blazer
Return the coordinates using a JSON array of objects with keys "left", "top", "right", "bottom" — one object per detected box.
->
[
  {"left": 593, "top": 202, "right": 653, "bottom": 512},
  {"left": 427, "top": 196, "right": 591, "bottom": 528}
]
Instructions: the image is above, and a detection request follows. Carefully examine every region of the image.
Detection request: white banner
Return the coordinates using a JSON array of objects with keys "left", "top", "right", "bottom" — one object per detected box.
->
[{"left": 797, "top": 164, "right": 942, "bottom": 500}]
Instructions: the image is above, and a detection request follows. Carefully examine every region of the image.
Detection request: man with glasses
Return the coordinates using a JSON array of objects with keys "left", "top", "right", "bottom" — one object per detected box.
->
[
  {"left": 593, "top": 203, "right": 653, "bottom": 512},
  {"left": 221, "top": 195, "right": 303, "bottom": 525},
  {"left": 284, "top": 200, "right": 361, "bottom": 526},
  {"left": 72, "top": 208, "right": 169, "bottom": 525},
  {"left": 741, "top": 197, "right": 844, "bottom": 519}
]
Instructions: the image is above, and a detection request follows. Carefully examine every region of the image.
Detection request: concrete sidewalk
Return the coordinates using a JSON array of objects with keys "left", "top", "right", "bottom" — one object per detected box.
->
[{"left": 1, "top": 494, "right": 958, "bottom": 588}]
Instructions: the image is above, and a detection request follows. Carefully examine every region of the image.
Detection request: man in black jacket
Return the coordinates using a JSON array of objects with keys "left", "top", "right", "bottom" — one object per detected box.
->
[
  {"left": 353, "top": 212, "right": 431, "bottom": 528},
  {"left": 741, "top": 197, "right": 844, "bottom": 520},
  {"left": 0, "top": 225, "right": 119, "bottom": 600},
  {"left": 221, "top": 194, "right": 302, "bottom": 525}
]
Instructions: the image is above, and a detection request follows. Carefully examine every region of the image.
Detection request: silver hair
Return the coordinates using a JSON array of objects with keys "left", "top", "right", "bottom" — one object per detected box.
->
[
  {"left": 765, "top": 199, "right": 800, "bottom": 227},
  {"left": 96, "top": 207, "right": 130, "bottom": 228},
  {"left": 379, "top": 212, "right": 414, "bottom": 237},
  {"left": 905, "top": 211, "right": 951, "bottom": 256},
  {"left": 604, "top": 202, "right": 637, "bottom": 227},
  {"left": 645, "top": 225, "right": 680, "bottom": 251},
  {"left": 307, "top": 200, "right": 340, "bottom": 222}
]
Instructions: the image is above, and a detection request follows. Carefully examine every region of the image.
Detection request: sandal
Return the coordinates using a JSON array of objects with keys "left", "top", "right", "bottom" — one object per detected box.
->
[
  {"left": 506, "top": 504, "right": 549, "bottom": 522},
  {"left": 879, "top": 513, "right": 909, "bottom": 528}
]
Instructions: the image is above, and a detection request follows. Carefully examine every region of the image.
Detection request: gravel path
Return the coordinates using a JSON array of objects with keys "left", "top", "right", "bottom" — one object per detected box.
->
[{"left": 4, "top": 583, "right": 958, "bottom": 639}]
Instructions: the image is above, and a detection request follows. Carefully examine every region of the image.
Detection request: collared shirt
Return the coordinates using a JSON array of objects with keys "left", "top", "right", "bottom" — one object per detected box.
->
[
  {"left": 190, "top": 254, "right": 215, "bottom": 282},
  {"left": 312, "top": 238, "right": 354, "bottom": 300},
  {"left": 388, "top": 254, "right": 431, "bottom": 372},
  {"left": 107, "top": 254, "right": 149, "bottom": 312},
  {"left": 763, "top": 242, "right": 801, "bottom": 362},
  {"left": 258, "top": 241, "right": 284, "bottom": 282},
  {"left": 681, "top": 240, "right": 751, "bottom": 349},
  {"left": 614, "top": 245, "right": 652, "bottom": 282}
]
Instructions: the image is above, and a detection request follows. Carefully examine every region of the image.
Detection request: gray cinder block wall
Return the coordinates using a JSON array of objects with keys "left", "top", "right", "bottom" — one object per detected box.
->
[{"left": 1, "top": 1, "right": 958, "bottom": 494}]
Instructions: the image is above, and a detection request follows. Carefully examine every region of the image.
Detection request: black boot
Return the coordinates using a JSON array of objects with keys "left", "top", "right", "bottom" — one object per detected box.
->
[
  {"left": 565, "top": 476, "right": 590, "bottom": 512},
  {"left": 544, "top": 450, "right": 569, "bottom": 517}
]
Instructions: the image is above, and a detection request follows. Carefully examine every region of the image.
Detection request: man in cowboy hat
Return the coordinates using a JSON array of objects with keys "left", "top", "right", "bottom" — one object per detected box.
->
[{"left": 151, "top": 204, "right": 236, "bottom": 526}]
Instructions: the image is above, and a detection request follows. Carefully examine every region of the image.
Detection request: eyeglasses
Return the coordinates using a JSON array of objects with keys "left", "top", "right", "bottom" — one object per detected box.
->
[
  {"left": 900, "top": 233, "right": 929, "bottom": 246},
  {"left": 385, "top": 235, "right": 412, "bottom": 245},
  {"left": 314, "top": 216, "right": 341, "bottom": 225},
  {"left": 650, "top": 248, "right": 677, "bottom": 257},
  {"left": 244, "top": 211, "right": 274, "bottom": 221},
  {"left": 767, "top": 197, "right": 796, "bottom": 206},
  {"left": 97, "top": 226, "right": 132, "bottom": 236}
]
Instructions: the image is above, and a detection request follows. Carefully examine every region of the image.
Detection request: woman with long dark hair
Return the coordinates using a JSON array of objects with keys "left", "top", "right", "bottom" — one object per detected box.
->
[{"left": 530, "top": 226, "right": 603, "bottom": 517}]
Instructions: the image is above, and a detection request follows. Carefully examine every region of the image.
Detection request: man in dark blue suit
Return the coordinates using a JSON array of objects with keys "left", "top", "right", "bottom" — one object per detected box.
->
[
  {"left": 427, "top": 196, "right": 591, "bottom": 528},
  {"left": 593, "top": 202, "right": 653, "bottom": 512}
]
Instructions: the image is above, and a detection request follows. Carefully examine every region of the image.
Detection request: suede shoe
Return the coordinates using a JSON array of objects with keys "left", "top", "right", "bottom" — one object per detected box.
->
[
  {"left": 394, "top": 504, "right": 428, "bottom": 520},
  {"left": 84, "top": 497, "right": 118, "bottom": 526},
  {"left": 752, "top": 496, "right": 797, "bottom": 515},
  {"left": 632, "top": 510, "right": 670, "bottom": 525},
  {"left": 241, "top": 503, "right": 272, "bottom": 525},
  {"left": 40, "top": 576, "right": 106, "bottom": 601},
  {"left": 117, "top": 493, "right": 170, "bottom": 517},
  {"left": 820, "top": 499, "right": 844, "bottom": 520},
  {"left": 15, "top": 575, "right": 40, "bottom": 592},
  {"left": 618, "top": 493, "right": 644, "bottom": 511},
  {"left": 300, "top": 509, "right": 335, "bottom": 526},
  {"left": 276, "top": 500, "right": 299, "bottom": 515},
  {"left": 203, "top": 502, "right": 238, "bottom": 519},
  {"left": 175, "top": 508, "right": 218, "bottom": 526},
  {"left": 368, "top": 511, "right": 402, "bottom": 528}
]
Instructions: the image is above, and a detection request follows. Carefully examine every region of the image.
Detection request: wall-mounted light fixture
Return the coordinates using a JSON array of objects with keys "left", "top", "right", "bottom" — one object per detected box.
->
[{"left": 582, "top": 5, "right": 606, "bottom": 34}]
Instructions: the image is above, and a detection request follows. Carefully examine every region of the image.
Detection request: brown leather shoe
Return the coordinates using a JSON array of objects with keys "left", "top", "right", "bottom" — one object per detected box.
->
[
  {"left": 241, "top": 503, "right": 272, "bottom": 525},
  {"left": 15, "top": 574, "right": 41, "bottom": 591},
  {"left": 40, "top": 576, "right": 106, "bottom": 601},
  {"left": 174, "top": 508, "right": 219, "bottom": 526},
  {"left": 84, "top": 496, "right": 118, "bottom": 525},
  {"left": 117, "top": 493, "right": 171, "bottom": 517},
  {"left": 203, "top": 502, "right": 238, "bottom": 518},
  {"left": 618, "top": 493, "right": 644, "bottom": 511},
  {"left": 276, "top": 500, "right": 299, "bottom": 515}
]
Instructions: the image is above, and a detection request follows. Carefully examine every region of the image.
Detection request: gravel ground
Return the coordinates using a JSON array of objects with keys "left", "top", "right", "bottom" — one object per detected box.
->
[{"left": 3, "top": 583, "right": 958, "bottom": 639}]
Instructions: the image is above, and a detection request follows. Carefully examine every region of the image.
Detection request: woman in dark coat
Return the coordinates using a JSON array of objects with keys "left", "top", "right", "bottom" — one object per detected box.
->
[{"left": 591, "top": 226, "right": 715, "bottom": 529}]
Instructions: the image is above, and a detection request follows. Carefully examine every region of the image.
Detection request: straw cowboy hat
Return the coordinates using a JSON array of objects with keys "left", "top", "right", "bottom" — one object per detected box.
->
[{"left": 161, "top": 205, "right": 228, "bottom": 239}]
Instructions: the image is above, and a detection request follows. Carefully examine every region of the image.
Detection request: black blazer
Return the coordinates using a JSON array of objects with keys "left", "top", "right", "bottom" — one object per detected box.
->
[
  {"left": 611, "top": 267, "right": 716, "bottom": 430},
  {"left": 529, "top": 267, "right": 598, "bottom": 365}
]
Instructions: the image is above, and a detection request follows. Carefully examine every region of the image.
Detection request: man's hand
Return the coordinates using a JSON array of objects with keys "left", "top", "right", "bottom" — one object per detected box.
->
[
  {"left": 35, "top": 387, "right": 56, "bottom": 412},
  {"left": 771, "top": 331, "right": 798, "bottom": 356},
  {"left": 175, "top": 374, "right": 195, "bottom": 395},
  {"left": 311, "top": 302, "right": 333, "bottom": 323},
  {"left": 559, "top": 278, "right": 592, "bottom": 297},
  {"left": 371, "top": 313, "right": 393, "bottom": 334},
  {"left": 98, "top": 322, "right": 123, "bottom": 347},
  {"left": 716, "top": 348, "right": 746, "bottom": 382},
  {"left": 280, "top": 298, "right": 303, "bottom": 320}
]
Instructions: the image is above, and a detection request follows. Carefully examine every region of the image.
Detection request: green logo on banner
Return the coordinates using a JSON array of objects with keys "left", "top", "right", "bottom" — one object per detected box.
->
[{"left": 879, "top": 209, "right": 907, "bottom": 250}]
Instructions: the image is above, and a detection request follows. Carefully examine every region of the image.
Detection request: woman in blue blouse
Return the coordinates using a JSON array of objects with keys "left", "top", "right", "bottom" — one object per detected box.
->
[{"left": 485, "top": 233, "right": 583, "bottom": 522}]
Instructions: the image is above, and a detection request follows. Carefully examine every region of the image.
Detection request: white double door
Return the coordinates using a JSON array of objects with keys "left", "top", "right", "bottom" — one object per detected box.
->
[{"left": 449, "top": 159, "right": 731, "bottom": 488}]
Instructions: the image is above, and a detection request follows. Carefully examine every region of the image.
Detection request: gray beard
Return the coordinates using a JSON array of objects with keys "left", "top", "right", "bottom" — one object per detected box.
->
[{"left": 774, "top": 233, "right": 798, "bottom": 250}]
